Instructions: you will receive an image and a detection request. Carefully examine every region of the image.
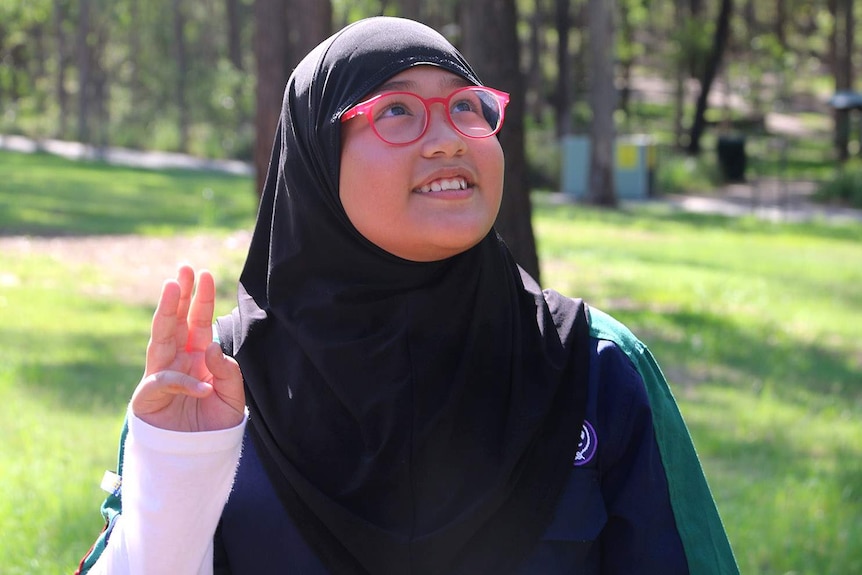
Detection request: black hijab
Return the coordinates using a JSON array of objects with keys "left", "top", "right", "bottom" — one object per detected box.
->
[{"left": 218, "top": 16, "right": 590, "bottom": 575}]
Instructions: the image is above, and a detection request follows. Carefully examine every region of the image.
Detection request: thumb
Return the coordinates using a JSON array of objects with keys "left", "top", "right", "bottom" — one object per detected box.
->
[
  {"left": 205, "top": 342, "right": 245, "bottom": 409},
  {"left": 131, "top": 370, "right": 212, "bottom": 417}
]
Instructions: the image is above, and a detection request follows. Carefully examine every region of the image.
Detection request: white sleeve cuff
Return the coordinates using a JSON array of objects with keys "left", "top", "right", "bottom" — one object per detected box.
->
[
  {"left": 127, "top": 407, "right": 248, "bottom": 454},
  {"left": 99, "top": 407, "right": 247, "bottom": 575}
]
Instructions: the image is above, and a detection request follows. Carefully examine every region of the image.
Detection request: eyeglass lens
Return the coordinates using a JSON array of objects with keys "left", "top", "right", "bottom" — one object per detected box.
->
[{"left": 371, "top": 88, "right": 503, "bottom": 144}]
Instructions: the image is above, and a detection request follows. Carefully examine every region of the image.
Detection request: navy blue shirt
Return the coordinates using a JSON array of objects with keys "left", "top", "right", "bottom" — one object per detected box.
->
[{"left": 215, "top": 338, "right": 689, "bottom": 574}]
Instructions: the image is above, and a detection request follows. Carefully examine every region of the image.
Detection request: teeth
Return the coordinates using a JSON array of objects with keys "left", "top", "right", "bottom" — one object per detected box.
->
[{"left": 417, "top": 178, "right": 468, "bottom": 193}]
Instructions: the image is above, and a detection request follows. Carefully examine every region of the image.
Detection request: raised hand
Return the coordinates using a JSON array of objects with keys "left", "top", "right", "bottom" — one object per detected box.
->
[{"left": 131, "top": 265, "right": 245, "bottom": 432}]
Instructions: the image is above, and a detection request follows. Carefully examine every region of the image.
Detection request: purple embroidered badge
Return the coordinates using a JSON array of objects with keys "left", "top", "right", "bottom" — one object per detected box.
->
[{"left": 573, "top": 420, "right": 597, "bottom": 466}]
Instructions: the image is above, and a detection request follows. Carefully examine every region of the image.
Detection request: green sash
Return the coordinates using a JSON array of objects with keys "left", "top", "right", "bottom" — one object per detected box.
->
[{"left": 589, "top": 307, "right": 739, "bottom": 574}]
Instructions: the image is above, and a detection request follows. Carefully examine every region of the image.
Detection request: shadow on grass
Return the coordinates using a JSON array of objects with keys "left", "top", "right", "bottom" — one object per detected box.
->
[
  {"left": 623, "top": 309, "right": 862, "bottom": 572},
  {"left": 0, "top": 150, "right": 257, "bottom": 237},
  {"left": 616, "top": 308, "right": 861, "bottom": 408},
  {"left": 6, "top": 327, "right": 147, "bottom": 414}
]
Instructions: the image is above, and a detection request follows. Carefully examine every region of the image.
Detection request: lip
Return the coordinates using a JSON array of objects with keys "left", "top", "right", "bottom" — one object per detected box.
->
[{"left": 412, "top": 167, "right": 477, "bottom": 194}]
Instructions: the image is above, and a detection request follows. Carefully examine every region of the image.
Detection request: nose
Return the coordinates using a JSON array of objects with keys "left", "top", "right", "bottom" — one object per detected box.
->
[{"left": 420, "top": 103, "right": 466, "bottom": 157}]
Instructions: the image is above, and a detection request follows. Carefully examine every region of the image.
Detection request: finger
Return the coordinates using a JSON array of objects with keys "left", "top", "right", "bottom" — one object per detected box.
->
[
  {"left": 205, "top": 342, "right": 245, "bottom": 413},
  {"left": 145, "top": 279, "right": 182, "bottom": 375},
  {"left": 174, "top": 265, "right": 196, "bottom": 354},
  {"left": 186, "top": 269, "right": 216, "bottom": 353},
  {"left": 131, "top": 370, "right": 213, "bottom": 416}
]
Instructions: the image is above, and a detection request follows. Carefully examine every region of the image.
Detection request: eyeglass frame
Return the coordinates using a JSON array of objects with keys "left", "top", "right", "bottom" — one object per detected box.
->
[{"left": 339, "top": 85, "right": 511, "bottom": 146}]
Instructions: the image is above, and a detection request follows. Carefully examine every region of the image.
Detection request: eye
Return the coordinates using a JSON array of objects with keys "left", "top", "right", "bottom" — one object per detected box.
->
[
  {"left": 373, "top": 94, "right": 421, "bottom": 121},
  {"left": 450, "top": 96, "right": 479, "bottom": 115},
  {"left": 379, "top": 103, "right": 410, "bottom": 118}
]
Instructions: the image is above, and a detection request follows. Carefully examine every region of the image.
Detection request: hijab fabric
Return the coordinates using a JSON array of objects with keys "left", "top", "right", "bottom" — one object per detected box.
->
[{"left": 218, "top": 16, "right": 590, "bottom": 574}]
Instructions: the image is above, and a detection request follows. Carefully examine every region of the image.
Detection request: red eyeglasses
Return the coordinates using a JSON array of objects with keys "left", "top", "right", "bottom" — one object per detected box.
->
[{"left": 340, "top": 86, "right": 510, "bottom": 145}]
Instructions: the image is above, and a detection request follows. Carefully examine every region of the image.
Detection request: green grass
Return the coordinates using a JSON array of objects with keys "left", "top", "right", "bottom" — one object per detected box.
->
[
  {"left": 0, "top": 150, "right": 257, "bottom": 235},
  {"left": 2, "top": 150, "right": 861, "bottom": 573},
  {"left": 534, "top": 198, "right": 862, "bottom": 574},
  {"left": 0, "top": 252, "right": 148, "bottom": 573}
]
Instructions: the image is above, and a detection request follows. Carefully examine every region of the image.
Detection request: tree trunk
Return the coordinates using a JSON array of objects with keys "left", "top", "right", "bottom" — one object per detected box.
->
[
  {"left": 775, "top": 0, "right": 786, "bottom": 48},
  {"left": 586, "top": 0, "right": 616, "bottom": 207},
  {"left": 253, "top": 0, "right": 330, "bottom": 197},
  {"left": 128, "top": 0, "right": 140, "bottom": 116},
  {"left": 254, "top": 0, "right": 290, "bottom": 196},
  {"left": 287, "top": 0, "right": 331, "bottom": 67},
  {"left": 226, "top": 0, "right": 244, "bottom": 70},
  {"left": 554, "top": 0, "right": 571, "bottom": 138},
  {"left": 830, "top": 0, "right": 854, "bottom": 161},
  {"left": 91, "top": 23, "right": 109, "bottom": 150},
  {"left": 53, "top": 0, "right": 69, "bottom": 138},
  {"left": 618, "top": 3, "right": 634, "bottom": 122},
  {"left": 672, "top": 1, "right": 686, "bottom": 148},
  {"left": 423, "top": 1, "right": 452, "bottom": 32},
  {"left": 686, "top": 0, "right": 733, "bottom": 156},
  {"left": 743, "top": 0, "right": 762, "bottom": 113},
  {"left": 76, "top": 0, "right": 91, "bottom": 144},
  {"left": 398, "top": 0, "right": 422, "bottom": 20},
  {"left": 527, "top": 0, "right": 546, "bottom": 124},
  {"left": 571, "top": 3, "right": 587, "bottom": 134},
  {"left": 461, "top": 0, "right": 540, "bottom": 281},
  {"left": 173, "top": 0, "right": 189, "bottom": 152}
]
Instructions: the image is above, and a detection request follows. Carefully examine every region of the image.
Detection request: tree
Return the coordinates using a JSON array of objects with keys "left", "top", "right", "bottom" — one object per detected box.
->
[
  {"left": 686, "top": 0, "right": 734, "bottom": 155},
  {"left": 555, "top": 0, "right": 572, "bottom": 138},
  {"left": 253, "top": 0, "right": 290, "bottom": 195},
  {"left": 226, "top": 0, "right": 244, "bottom": 70},
  {"left": 73, "top": 0, "right": 110, "bottom": 148},
  {"left": 398, "top": 0, "right": 422, "bottom": 20},
  {"left": 287, "top": 0, "right": 331, "bottom": 65},
  {"left": 173, "top": 0, "right": 189, "bottom": 152},
  {"left": 127, "top": 0, "right": 141, "bottom": 122},
  {"left": 829, "top": 0, "right": 855, "bottom": 161},
  {"left": 75, "top": 0, "right": 92, "bottom": 144},
  {"left": 586, "top": 0, "right": 616, "bottom": 207},
  {"left": 525, "top": 0, "right": 548, "bottom": 124},
  {"left": 53, "top": 0, "right": 70, "bottom": 137},
  {"left": 461, "top": 0, "right": 540, "bottom": 280},
  {"left": 253, "top": 0, "right": 331, "bottom": 196}
]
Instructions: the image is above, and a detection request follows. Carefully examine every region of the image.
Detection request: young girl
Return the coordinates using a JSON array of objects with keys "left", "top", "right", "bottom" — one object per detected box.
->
[{"left": 77, "top": 16, "right": 737, "bottom": 575}]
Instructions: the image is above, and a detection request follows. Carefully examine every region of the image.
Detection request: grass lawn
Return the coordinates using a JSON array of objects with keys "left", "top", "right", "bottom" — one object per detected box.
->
[
  {"left": 1, "top": 150, "right": 861, "bottom": 573},
  {"left": 534, "top": 196, "right": 862, "bottom": 574}
]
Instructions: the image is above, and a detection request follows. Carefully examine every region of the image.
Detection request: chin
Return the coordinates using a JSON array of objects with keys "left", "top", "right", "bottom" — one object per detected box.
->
[{"left": 425, "top": 236, "right": 488, "bottom": 261}]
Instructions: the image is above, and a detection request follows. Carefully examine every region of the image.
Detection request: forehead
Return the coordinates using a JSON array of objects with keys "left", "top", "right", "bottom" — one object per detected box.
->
[{"left": 373, "top": 66, "right": 473, "bottom": 95}]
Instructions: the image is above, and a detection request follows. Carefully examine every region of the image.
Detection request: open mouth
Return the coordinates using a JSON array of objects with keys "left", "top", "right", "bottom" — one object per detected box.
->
[{"left": 414, "top": 177, "right": 470, "bottom": 194}]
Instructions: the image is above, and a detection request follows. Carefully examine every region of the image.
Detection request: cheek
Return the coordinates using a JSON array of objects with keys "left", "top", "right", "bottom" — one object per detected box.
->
[
  {"left": 482, "top": 142, "right": 505, "bottom": 210},
  {"left": 338, "top": 142, "right": 403, "bottom": 236}
]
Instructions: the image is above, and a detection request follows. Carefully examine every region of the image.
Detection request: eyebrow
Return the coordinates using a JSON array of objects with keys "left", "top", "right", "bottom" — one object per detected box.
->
[{"left": 376, "top": 74, "right": 472, "bottom": 94}]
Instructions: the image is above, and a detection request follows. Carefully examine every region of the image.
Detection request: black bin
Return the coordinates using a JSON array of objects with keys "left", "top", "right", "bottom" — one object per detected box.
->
[{"left": 716, "top": 135, "right": 746, "bottom": 182}]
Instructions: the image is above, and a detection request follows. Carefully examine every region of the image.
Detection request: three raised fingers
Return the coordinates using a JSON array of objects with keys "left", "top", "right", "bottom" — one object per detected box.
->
[{"left": 145, "top": 266, "right": 214, "bottom": 376}]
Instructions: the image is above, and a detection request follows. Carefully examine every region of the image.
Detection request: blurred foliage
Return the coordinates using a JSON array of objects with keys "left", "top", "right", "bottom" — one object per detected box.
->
[
  {"left": 656, "top": 150, "right": 722, "bottom": 194},
  {"left": 816, "top": 159, "right": 862, "bottom": 208},
  {"left": 0, "top": 0, "right": 855, "bottom": 194}
]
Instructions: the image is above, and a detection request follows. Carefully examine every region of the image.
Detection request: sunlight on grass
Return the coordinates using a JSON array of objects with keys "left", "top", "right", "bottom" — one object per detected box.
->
[
  {"left": 686, "top": 385, "right": 862, "bottom": 574},
  {"left": 535, "top": 199, "right": 862, "bottom": 574},
  {"left": 0, "top": 252, "right": 152, "bottom": 572}
]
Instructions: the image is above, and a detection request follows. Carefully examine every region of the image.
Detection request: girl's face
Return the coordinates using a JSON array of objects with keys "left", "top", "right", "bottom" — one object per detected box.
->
[{"left": 339, "top": 66, "right": 505, "bottom": 262}]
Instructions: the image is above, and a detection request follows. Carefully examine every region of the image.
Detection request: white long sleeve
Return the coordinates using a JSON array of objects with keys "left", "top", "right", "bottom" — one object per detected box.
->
[{"left": 90, "top": 409, "right": 246, "bottom": 575}]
